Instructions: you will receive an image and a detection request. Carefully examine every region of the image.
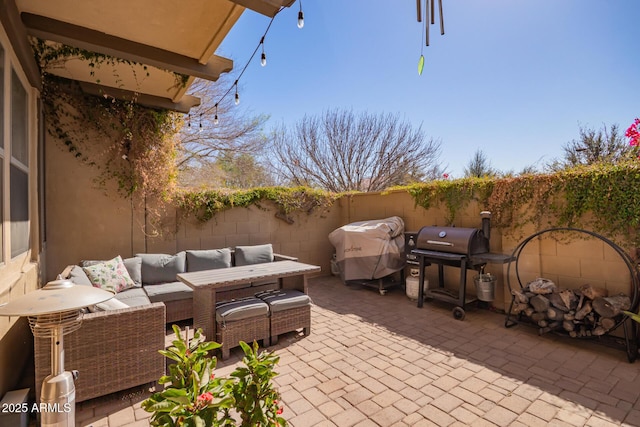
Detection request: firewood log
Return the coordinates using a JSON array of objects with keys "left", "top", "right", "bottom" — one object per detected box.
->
[
  {"left": 563, "top": 320, "right": 575, "bottom": 332},
  {"left": 538, "top": 320, "right": 548, "bottom": 327},
  {"left": 512, "top": 289, "right": 529, "bottom": 304},
  {"left": 569, "top": 330, "right": 578, "bottom": 338},
  {"left": 528, "top": 278, "right": 557, "bottom": 294},
  {"left": 564, "top": 311, "right": 575, "bottom": 321},
  {"left": 580, "top": 284, "right": 609, "bottom": 300},
  {"left": 530, "top": 295, "right": 551, "bottom": 312},
  {"left": 592, "top": 294, "right": 631, "bottom": 318},
  {"left": 530, "top": 312, "right": 546, "bottom": 323},
  {"left": 575, "top": 300, "right": 592, "bottom": 320},
  {"left": 593, "top": 326, "right": 607, "bottom": 336},
  {"left": 511, "top": 303, "right": 529, "bottom": 314},
  {"left": 547, "top": 307, "right": 565, "bottom": 321},
  {"left": 549, "top": 293, "right": 570, "bottom": 312},
  {"left": 600, "top": 317, "right": 616, "bottom": 331}
]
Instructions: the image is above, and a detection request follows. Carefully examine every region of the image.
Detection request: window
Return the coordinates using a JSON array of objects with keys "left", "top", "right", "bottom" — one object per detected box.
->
[
  {"left": 10, "top": 69, "right": 29, "bottom": 258},
  {"left": 0, "top": 45, "right": 4, "bottom": 263}
]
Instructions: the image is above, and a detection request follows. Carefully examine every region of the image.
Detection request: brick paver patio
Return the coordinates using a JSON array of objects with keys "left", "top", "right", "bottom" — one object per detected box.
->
[{"left": 74, "top": 276, "right": 640, "bottom": 427}]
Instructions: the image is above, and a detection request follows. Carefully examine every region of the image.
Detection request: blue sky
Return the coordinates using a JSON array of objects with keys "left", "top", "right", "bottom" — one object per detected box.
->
[{"left": 216, "top": 1, "right": 640, "bottom": 177}]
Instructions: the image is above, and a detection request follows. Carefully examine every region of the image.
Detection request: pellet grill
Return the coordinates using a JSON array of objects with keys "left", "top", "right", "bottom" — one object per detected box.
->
[{"left": 408, "top": 212, "right": 514, "bottom": 320}]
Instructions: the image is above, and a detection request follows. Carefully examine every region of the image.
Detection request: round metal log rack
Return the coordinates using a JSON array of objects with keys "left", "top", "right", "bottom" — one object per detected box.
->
[{"left": 504, "top": 227, "right": 639, "bottom": 362}]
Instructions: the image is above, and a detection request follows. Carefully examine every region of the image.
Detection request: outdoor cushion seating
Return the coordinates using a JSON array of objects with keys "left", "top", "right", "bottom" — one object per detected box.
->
[
  {"left": 216, "top": 297, "right": 270, "bottom": 359},
  {"left": 256, "top": 289, "right": 311, "bottom": 345}
]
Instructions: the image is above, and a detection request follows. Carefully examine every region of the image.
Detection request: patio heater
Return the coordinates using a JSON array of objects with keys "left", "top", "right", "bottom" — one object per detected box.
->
[{"left": 0, "top": 278, "right": 113, "bottom": 427}]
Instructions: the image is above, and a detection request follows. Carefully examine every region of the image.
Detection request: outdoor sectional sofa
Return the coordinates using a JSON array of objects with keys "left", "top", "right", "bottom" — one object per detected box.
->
[{"left": 34, "top": 244, "right": 295, "bottom": 402}]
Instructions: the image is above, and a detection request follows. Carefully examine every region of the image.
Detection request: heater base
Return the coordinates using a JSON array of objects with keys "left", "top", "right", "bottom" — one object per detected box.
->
[{"left": 40, "top": 371, "right": 76, "bottom": 427}]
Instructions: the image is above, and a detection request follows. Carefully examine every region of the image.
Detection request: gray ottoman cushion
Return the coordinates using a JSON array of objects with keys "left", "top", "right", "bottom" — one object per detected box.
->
[
  {"left": 186, "top": 249, "right": 232, "bottom": 272},
  {"left": 136, "top": 252, "right": 186, "bottom": 285},
  {"left": 144, "top": 281, "right": 193, "bottom": 303},
  {"left": 255, "top": 289, "right": 311, "bottom": 313},
  {"left": 114, "top": 288, "right": 152, "bottom": 307},
  {"left": 216, "top": 297, "right": 269, "bottom": 323}
]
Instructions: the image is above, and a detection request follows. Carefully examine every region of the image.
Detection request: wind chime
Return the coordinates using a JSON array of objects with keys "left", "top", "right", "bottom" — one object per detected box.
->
[{"left": 417, "top": 0, "right": 445, "bottom": 75}]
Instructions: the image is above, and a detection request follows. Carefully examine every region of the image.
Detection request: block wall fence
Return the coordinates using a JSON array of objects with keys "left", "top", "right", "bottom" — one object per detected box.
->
[{"left": 44, "top": 140, "right": 634, "bottom": 316}]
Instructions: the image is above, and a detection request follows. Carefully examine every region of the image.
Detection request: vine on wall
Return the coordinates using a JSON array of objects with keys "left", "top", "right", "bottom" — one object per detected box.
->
[
  {"left": 404, "top": 162, "right": 640, "bottom": 248},
  {"left": 34, "top": 41, "right": 182, "bottom": 199},
  {"left": 174, "top": 187, "right": 338, "bottom": 223}
]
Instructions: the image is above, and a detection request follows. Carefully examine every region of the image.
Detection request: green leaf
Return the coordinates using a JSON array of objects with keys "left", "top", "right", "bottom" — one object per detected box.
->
[
  {"left": 418, "top": 55, "right": 425, "bottom": 75},
  {"left": 623, "top": 310, "right": 640, "bottom": 323}
]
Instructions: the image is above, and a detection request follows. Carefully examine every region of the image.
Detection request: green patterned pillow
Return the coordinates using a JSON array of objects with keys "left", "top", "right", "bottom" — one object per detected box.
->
[{"left": 82, "top": 255, "right": 136, "bottom": 293}]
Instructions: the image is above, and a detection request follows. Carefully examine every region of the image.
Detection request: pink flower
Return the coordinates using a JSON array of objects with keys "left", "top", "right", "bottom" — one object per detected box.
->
[
  {"left": 197, "top": 392, "right": 213, "bottom": 404},
  {"left": 626, "top": 118, "right": 640, "bottom": 147},
  {"left": 442, "top": 173, "right": 449, "bottom": 179}
]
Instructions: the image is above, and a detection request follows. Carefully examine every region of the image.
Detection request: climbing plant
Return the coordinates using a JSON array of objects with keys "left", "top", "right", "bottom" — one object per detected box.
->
[
  {"left": 175, "top": 186, "right": 339, "bottom": 223},
  {"left": 404, "top": 162, "right": 640, "bottom": 248},
  {"left": 33, "top": 40, "right": 183, "bottom": 199}
]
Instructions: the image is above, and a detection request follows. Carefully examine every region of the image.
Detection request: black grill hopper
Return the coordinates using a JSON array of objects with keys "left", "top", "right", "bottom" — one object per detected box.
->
[{"left": 410, "top": 213, "right": 514, "bottom": 320}]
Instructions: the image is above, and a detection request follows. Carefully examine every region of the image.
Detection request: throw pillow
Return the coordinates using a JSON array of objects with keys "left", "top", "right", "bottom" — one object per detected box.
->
[
  {"left": 82, "top": 255, "right": 136, "bottom": 293},
  {"left": 88, "top": 298, "right": 129, "bottom": 313},
  {"left": 234, "top": 244, "right": 274, "bottom": 266},
  {"left": 135, "top": 252, "right": 187, "bottom": 285},
  {"left": 186, "top": 249, "right": 232, "bottom": 272}
]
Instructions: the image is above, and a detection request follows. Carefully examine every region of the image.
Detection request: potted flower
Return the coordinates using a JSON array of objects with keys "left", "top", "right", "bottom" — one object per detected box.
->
[{"left": 142, "top": 325, "right": 286, "bottom": 427}]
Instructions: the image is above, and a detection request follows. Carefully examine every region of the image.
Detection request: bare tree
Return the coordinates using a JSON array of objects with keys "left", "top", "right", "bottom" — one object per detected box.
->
[
  {"left": 270, "top": 109, "right": 444, "bottom": 192},
  {"left": 464, "top": 149, "right": 497, "bottom": 178},
  {"left": 179, "top": 152, "right": 275, "bottom": 189},
  {"left": 177, "top": 78, "right": 269, "bottom": 169},
  {"left": 547, "top": 123, "right": 632, "bottom": 171}
]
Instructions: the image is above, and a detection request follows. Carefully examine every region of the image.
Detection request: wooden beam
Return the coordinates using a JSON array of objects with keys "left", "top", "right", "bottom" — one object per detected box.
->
[
  {"left": 0, "top": 0, "right": 41, "bottom": 89},
  {"left": 21, "top": 13, "right": 233, "bottom": 82},
  {"left": 79, "top": 81, "right": 200, "bottom": 113},
  {"left": 228, "top": 0, "right": 295, "bottom": 17}
]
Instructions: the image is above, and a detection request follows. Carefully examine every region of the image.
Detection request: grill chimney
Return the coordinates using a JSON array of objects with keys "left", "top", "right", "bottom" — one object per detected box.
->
[{"left": 480, "top": 211, "right": 491, "bottom": 241}]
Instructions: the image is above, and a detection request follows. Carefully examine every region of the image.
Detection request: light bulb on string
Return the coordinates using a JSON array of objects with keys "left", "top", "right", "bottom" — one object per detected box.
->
[
  {"left": 234, "top": 81, "right": 240, "bottom": 105},
  {"left": 260, "top": 37, "right": 267, "bottom": 67},
  {"left": 187, "top": 113, "right": 191, "bottom": 127},
  {"left": 297, "top": 1, "right": 304, "bottom": 28},
  {"left": 214, "top": 104, "right": 219, "bottom": 125}
]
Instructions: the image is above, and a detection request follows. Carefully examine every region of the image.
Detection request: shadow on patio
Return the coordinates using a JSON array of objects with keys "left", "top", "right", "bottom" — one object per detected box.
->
[{"left": 74, "top": 275, "right": 640, "bottom": 427}]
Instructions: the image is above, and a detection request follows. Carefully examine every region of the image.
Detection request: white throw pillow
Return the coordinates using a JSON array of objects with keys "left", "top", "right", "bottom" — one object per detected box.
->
[
  {"left": 88, "top": 298, "right": 129, "bottom": 313},
  {"left": 82, "top": 255, "right": 136, "bottom": 293}
]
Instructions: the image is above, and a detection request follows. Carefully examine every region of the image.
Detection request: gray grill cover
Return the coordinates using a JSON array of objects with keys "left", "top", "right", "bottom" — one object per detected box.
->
[{"left": 328, "top": 216, "right": 405, "bottom": 281}]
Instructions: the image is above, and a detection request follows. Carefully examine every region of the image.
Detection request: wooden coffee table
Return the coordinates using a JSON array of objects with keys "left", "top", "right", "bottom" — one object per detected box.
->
[{"left": 177, "top": 260, "right": 321, "bottom": 341}]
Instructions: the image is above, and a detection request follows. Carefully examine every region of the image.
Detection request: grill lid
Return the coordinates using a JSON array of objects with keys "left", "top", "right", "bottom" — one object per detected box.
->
[{"left": 416, "top": 226, "right": 489, "bottom": 255}]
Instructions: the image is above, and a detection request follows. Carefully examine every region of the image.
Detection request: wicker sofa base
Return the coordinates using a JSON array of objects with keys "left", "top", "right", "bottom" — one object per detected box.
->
[
  {"left": 270, "top": 305, "right": 311, "bottom": 345},
  {"left": 35, "top": 302, "right": 166, "bottom": 403},
  {"left": 216, "top": 315, "right": 270, "bottom": 360},
  {"left": 165, "top": 298, "right": 193, "bottom": 324}
]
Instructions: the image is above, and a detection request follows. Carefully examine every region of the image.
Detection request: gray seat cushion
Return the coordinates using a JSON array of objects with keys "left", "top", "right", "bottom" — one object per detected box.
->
[
  {"left": 215, "top": 297, "right": 269, "bottom": 323},
  {"left": 234, "top": 244, "right": 273, "bottom": 266},
  {"left": 114, "top": 288, "right": 152, "bottom": 307},
  {"left": 255, "top": 289, "right": 311, "bottom": 313},
  {"left": 144, "top": 281, "right": 193, "bottom": 303},
  {"left": 136, "top": 252, "right": 186, "bottom": 285},
  {"left": 186, "top": 249, "right": 232, "bottom": 272}
]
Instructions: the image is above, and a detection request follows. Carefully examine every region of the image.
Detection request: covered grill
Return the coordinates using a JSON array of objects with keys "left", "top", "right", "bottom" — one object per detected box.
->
[{"left": 410, "top": 212, "right": 514, "bottom": 320}]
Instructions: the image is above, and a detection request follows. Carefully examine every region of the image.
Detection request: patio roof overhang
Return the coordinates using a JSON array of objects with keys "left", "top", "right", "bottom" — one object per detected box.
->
[{"left": 1, "top": 0, "right": 294, "bottom": 113}]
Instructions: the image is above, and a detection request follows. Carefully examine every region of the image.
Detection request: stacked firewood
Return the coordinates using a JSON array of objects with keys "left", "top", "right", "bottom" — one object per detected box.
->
[{"left": 511, "top": 278, "right": 631, "bottom": 337}]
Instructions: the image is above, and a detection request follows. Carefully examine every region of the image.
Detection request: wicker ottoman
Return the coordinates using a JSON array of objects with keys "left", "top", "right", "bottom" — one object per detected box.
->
[
  {"left": 215, "top": 297, "right": 270, "bottom": 360},
  {"left": 256, "top": 289, "right": 311, "bottom": 345}
]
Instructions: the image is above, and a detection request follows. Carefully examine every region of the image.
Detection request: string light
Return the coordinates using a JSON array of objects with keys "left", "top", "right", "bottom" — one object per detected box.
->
[
  {"left": 204, "top": 1, "right": 303, "bottom": 124},
  {"left": 297, "top": 1, "right": 304, "bottom": 29}
]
